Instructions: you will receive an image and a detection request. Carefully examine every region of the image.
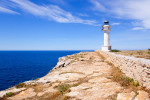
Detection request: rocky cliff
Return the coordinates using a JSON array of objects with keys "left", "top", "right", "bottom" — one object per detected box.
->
[{"left": 0, "top": 51, "right": 149, "bottom": 100}]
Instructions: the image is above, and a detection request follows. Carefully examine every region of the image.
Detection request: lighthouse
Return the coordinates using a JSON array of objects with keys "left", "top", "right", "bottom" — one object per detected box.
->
[{"left": 102, "top": 20, "right": 111, "bottom": 51}]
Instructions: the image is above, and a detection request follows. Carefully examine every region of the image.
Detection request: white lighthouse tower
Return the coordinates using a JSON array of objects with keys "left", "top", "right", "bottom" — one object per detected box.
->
[{"left": 102, "top": 20, "right": 111, "bottom": 51}]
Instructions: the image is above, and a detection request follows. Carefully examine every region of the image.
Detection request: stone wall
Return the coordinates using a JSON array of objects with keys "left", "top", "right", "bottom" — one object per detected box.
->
[{"left": 98, "top": 51, "right": 150, "bottom": 90}]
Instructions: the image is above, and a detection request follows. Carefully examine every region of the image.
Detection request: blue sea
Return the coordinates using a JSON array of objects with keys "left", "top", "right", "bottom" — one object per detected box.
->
[{"left": 0, "top": 51, "right": 88, "bottom": 91}]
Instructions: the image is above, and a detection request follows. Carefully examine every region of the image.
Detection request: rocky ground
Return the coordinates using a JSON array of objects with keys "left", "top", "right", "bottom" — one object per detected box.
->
[
  {"left": 113, "top": 50, "right": 150, "bottom": 59},
  {"left": 0, "top": 51, "right": 149, "bottom": 100}
]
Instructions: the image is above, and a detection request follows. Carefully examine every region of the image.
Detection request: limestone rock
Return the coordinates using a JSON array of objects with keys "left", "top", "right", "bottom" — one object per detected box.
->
[
  {"left": 117, "top": 91, "right": 136, "bottom": 100},
  {"left": 0, "top": 87, "right": 26, "bottom": 98},
  {"left": 54, "top": 58, "right": 71, "bottom": 69},
  {"left": 37, "top": 87, "right": 58, "bottom": 97},
  {"left": 55, "top": 62, "right": 65, "bottom": 68},
  {"left": 134, "top": 91, "right": 150, "bottom": 100},
  {"left": 8, "top": 88, "right": 36, "bottom": 100}
]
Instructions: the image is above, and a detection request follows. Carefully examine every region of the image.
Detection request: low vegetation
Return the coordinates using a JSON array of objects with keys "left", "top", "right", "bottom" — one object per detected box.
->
[
  {"left": 105, "top": 60, "right": 140, "bottom": 87},
  {"left": 35, "top": 78, "right": 40, "bottom": 81},
  {"left": 5, "top": 92, "right": 14, "bottom": 97},
  {"left": 57, "top": 84, "right": 70, "bottom": 95},
  {"left": 59, "top": 71, "right": 84, "bottom": 75},
  {"left": 113, "top": 75, "right": 139, "bottom": 87},
  {"left": 110, "top": 49, "right": 120, "bottom": 52},
  {"left": 96, "top": 51, "right": 150, "bottom": 95},
  {"left": 131, "top": 81, "right": 140, "bottom": 87},
  {"left": 15, "top": 83, "right": 26, "bottom": 88},
  {"left": 148, "top": 49, "right": 150, "bottom": 54},
  {"left": 105, "top": 61, "right": 114, "bottom": 66}
]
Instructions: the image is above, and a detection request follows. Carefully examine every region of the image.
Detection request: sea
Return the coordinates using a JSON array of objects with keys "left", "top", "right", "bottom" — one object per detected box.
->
[{"left": 0, "top": 50, "right": 91, "bottom": 91}]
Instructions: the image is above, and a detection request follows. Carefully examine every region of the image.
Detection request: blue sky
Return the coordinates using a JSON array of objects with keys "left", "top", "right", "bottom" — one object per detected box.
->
[{"left": 0, "top": 0, "right": 150, "bottom": 50}]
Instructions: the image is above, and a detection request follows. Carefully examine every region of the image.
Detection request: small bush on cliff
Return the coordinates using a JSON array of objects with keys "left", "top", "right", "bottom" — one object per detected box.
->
[
  {"left": 15, "top": 83, "right": 26, "bottom": 88},
  {"left": 110, "top": 49, "right": 120, "bottom": 52},
  {"left": 137, "top": 51, "right": 143, "bottom": 55},
  {"left": 148, "top": 51, "right": 150, "bottom": 54},
  {"left": 5, "top": 92, "right": 14, "bottom": 97},
  {"left": 57, "top": 84, "right": 70, "bottom": 95},
  {"left": 148, "top": 49, "right": 150, "bottom": 51},
  {"left": 113, "top": 75, "right": 139, "bottom": 87},
  {"left": 35, "top": 78, "right": 40, "bottom": 81},
  {"left": 131, "top": 81, "right": 139, "bottom": 87}
]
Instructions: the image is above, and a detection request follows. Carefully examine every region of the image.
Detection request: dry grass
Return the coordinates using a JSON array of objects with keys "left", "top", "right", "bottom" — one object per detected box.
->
[
  {"left": 109, "top": 63, "right": 150, "bottom": 100},
  {"left": 39, "top": 91, "right": 60, "bottom": 100},
  {"left": 95, "top": 52, "right": 146, "bottom": 94},
  {"left": 110, "top": 63, "right": 145, "bottom": 96},
  {"left": 59, "top": 71, "right": 84, "bottom": 75},
  {"left": 95, "top": 51, "right": 106, "bottom": 60},
  {"left": 107, "top": 61, "right": 140, "bottom": 88},
  {"left": 105, "top": 61, "right": 114, "bottom": 66},
  {"left": 32, "top": 84, "right": 45, "bottom": 93},
  {"left": 113, "top": 50, "right": 150, "bottom": 59},
  {"left": 66, "top": 53, "right": 87, "bottom": 64}
]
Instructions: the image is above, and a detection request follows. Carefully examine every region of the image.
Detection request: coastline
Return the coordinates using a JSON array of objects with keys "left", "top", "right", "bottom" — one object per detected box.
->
[
  {"left": 0, "top": 51, "right": 150, "bottom": 100},
  {"left": 0, "top": 51, "right": 83, "bottom": 91}
]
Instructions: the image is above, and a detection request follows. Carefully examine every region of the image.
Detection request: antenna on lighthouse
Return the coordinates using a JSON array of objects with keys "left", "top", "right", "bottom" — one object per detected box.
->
[{"left": 101, "top": 20, "right": 112, "bottom": 51}]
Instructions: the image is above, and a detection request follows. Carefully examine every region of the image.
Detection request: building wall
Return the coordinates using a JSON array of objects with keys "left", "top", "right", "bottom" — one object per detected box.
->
[{"left": 98, "top": 51, "right": 150, "bottom": 90}]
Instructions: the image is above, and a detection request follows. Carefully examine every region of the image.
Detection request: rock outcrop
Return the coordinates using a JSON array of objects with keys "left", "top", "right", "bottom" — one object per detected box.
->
[
  {"left": 98, "top": 51, "right": 150, "bottom": 90},
  {"left": 0, "top": 51, "right": 149, "bottom": 100}
]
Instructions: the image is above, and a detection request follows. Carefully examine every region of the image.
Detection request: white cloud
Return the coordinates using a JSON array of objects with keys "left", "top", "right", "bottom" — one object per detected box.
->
[
  {"left": 9, "top": 0, "right": 97, "bottom": 25},
  {"left": 111, "top": 23, "right": 120, "bottom": 26},
  {"left": 0, "top": 6, "right": 18, "bottom": 14},
  {"left": 90, "top": 0, "right": 150, "bottom": 29},
  {"left": 78, "top": 13, "right": 89, "bottom": 17},
  {"left": 48, "top": 0, "right": 66, "bottom": 5},
  {"left": 89, "top": 0, "right": 106, "bottom": 12},
  {"left": 132, "top": 27, "right": 146, "bottom": 30}
]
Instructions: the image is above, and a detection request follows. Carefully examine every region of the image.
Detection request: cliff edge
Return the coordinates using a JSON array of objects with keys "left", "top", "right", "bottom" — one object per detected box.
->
[{"left": 0, "top": 51, "right": 149, "bottom": 100}]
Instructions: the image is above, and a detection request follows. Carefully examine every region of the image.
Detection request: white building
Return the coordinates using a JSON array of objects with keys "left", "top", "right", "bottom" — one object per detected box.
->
[{"left": 101, "top": 20, "right": 111, "bottom": 51}]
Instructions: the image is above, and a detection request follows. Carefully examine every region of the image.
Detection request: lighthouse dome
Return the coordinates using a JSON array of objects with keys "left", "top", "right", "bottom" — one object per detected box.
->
[{"left": 104, "top": 20, "right": 109, "bottom": 25}]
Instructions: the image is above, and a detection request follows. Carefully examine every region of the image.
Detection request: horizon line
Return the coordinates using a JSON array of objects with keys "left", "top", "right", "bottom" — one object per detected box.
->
[{"left": 0, "top": 50, "right": 95, "bottom": 51}]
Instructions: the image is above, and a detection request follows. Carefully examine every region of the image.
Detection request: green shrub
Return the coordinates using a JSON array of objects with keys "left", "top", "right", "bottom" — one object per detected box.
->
[
  {"left": 35, "top": 78, "right": 40, "bottom": 81},
  {"left": 110, "top": 49, "right": 120, "bottom": 52},
  {"left": 15, "top": 83, "right": 26, "bottom": 88},
  {"left": 118, "top": 75, "right": 133, "bottom": 86},
  {"left": 5, "top": 92, "right": 14, "bottom": 97},
  {"left": 131, "top": 81, "right": 139, "bottom": 87},
  {"left": 147, "top": 49, "right": 150, "bottom": 54},
  {"left": 121, "top": 76, "right": 133, "bottom": 82},
  {"left": 137, "top": 51, "right": 143, "bottom": 55},
  {"left": 113, "top": 75, "right": 140, "bottom": 87},
  {"left": 57, "top": 84, "right": 70, "bottom": 95},
  {"left": 130, "top": 53, "right": 133, "bottom": 56}
]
